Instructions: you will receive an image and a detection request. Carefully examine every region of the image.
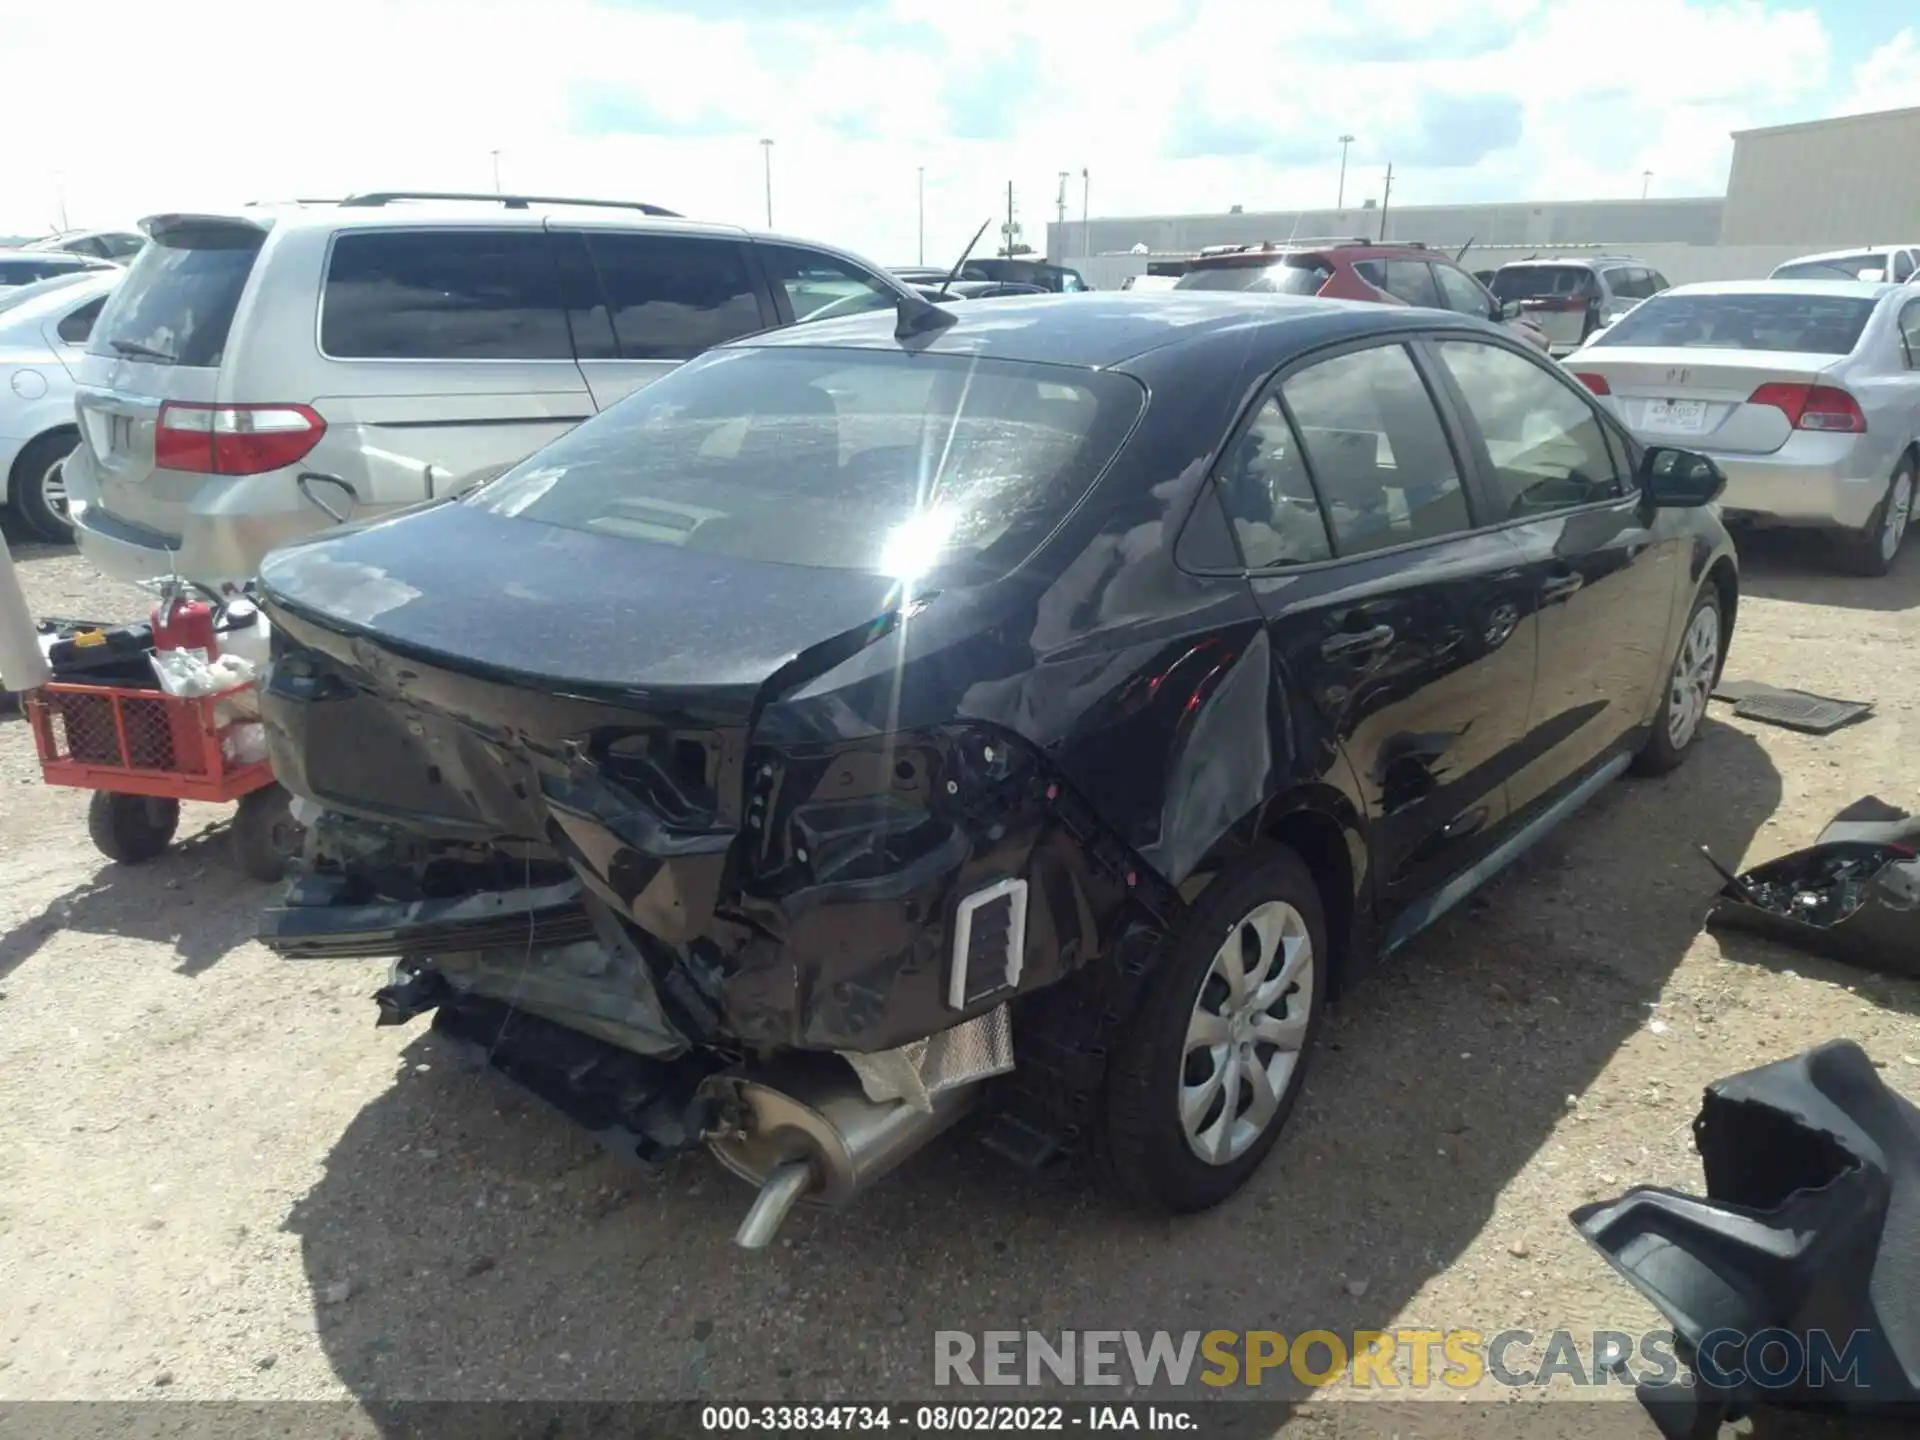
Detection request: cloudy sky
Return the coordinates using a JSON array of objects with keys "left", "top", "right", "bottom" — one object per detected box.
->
[{"left": 2, "top": 1, "right": 1913, "bottom": 262}]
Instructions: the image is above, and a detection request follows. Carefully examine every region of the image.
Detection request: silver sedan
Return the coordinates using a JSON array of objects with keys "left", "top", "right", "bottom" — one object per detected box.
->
[{"left": 1565, "top": 280, "right": 1920, "bottom": 575}]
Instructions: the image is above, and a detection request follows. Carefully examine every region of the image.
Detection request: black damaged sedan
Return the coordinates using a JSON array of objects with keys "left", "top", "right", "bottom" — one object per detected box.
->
[{"left": 255, "top": 290, "right": 1737, "bottom": 1245}]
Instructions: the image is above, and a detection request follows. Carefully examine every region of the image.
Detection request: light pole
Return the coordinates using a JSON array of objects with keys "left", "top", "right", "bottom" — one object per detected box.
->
[
  {"left": 490, "top": 150, "right": 502, "bottom": 194},
  {"left": 917, "top": 166, "right": 925, "bottom": 265},
  {"left": 1080, "top": 168, "right": 1090, "bottom": 257},
  {"left": 1641, "top": 169, "right": 1652, "bottom": 200},
  {"left": 1337, "top": 134, "right": 1355, "bottom": 209},
  {"left": 760, "top": 138, "right": 774, "bottom": 227}
]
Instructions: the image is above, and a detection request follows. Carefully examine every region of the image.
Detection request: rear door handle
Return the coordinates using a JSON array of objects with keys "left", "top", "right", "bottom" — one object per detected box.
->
[
  {"left": 1540, "top": 573, "right": 1585, "bottom": 605},
  {"left": 1321, "top": 624, "right": 1396, "bottom": 661}
]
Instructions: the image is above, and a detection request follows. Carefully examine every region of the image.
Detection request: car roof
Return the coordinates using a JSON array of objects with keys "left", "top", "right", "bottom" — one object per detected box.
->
[
  {"left": 1658, "top": 278, "right": 1899, "bottom": 300},
  {"left": 731, "top": 291, "right": 1445, "bottom": 369}
]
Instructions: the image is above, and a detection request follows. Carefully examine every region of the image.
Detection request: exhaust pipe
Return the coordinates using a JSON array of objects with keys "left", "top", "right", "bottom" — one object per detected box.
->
[{"left": 703, "top": 1055, "right": 982, "bottom": 1250}]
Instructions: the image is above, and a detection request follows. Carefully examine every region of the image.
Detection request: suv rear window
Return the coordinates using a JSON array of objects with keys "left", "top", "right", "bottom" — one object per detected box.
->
[
  {"left": 322, "top": 229, "right": 572, "bottom": 360},
  {"left": 87, "top": 226, "right": 262, "bottom": 367},
  {"left": 1771, "top": 253, "right": 1891, "bottom": 282},
  {"left": 1175, "top": 259, "right": 1331, "bottom": 295},
  {"left": 1593, "top": 292, "right": 1877, "bottom": 355},
  {"left": 468, "top": 348, "right": 1145, "bottom": 583},
  {"left": 1490, "top": 266, "right": 1594, "bottom": 301}
]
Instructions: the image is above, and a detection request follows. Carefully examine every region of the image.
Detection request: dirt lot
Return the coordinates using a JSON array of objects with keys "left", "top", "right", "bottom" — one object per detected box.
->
[{"left": 2, "top": 528, "right": 1916, "bottom": 1433}]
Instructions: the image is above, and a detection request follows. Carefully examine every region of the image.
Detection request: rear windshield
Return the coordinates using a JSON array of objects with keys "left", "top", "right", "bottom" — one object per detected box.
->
[
  {"left": 87, "top": 227, "right": 262, "bottom": 368},
  {"left": 1771, "top": 253, "right": 1889, "bottom": 281},
  {"left": 467, "top": 348, "right": 1145, "bottom": 583},
  {"left": 1490, "top": 265, "right": 1594, "bottom": 301},
  {"left": 1175, "top": 259, "right": 1331, "bottom": 295},
  {"left": 0, "top": 256, "right": 95, "bottom": 286},
  {"left": 1592, "top": 292, "right": 1877, "bottom": 355}
]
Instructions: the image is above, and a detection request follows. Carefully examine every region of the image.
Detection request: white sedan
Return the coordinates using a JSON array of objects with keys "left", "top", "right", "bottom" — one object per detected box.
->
[{"left": 1, "top": 271, "right": 121, "bottom": 542}]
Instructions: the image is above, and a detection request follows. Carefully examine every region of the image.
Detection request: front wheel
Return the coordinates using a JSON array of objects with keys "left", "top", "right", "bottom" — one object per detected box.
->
[
  {"left": 1100, "top": 845, "right": 1327, "bottom": 1213},
  {"left": 1838, "top": 460, "right": 1914, "bottom": 578},
  {"left": 87, "top": 792, "right": 180, "bottom": 864},
  {"left": 1633, "top": 589, "right": 1722, "bottom": 777}
]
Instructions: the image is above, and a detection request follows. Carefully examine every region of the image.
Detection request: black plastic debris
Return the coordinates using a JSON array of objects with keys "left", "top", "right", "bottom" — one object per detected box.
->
[
  {"left": 1702, "top": 798, "right": 1919, "bottom": 978},
  {"left": 1710, "top": 678, "right": 1873, "bottom": 735},
  {"left": 1571, "top": 1040, "right": 1920, "bottom": 1439}
]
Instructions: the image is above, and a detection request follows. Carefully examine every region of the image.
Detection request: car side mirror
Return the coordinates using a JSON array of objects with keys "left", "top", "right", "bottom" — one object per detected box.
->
[
  {"left": 1496, "top": 299, "right": 1522, "bottom": 321},
  {"left": 1640, "top": 447, "right": 1725, "bottom": 508}
]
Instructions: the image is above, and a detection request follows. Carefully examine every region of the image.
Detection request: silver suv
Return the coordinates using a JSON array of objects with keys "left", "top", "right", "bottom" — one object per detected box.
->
[
  {"left": 1488, "top": 256, "right": 1672, "bottom": 355},
  {"left": 64, "top": 192, "right": 918, "bottom": 590}
]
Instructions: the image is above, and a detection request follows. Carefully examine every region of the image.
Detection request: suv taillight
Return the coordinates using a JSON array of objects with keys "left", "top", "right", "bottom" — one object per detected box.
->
[
  {"left": 155, "top": 403, "right": 326, "bottom": 475},
  {"left": 1746, "top": 383, "right": 1867, "bottom": 434}
]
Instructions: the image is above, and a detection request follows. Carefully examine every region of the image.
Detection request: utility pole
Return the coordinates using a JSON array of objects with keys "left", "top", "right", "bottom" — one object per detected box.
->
[
  {"left": 490, "top": 150, "right": 502, "bottom": 194},
  {"left": 1641, "top": 169, "right": 1653, "bottom": 200},
  {"left": 760, "top": 138, "right": 774, "bottom": 227},
  {"left": 1337, "top": 134, "right": 1354, "bottom": 209},
  {"left": 1080, "top": 168, "right": 1090, "bottom": 257},
  {"left": 917, "top": 166, "right": 925, "bottom": 265},
  {"left": 1378, "top": 163, "right": 1394, "bottom": 241},
  {"left": 1006, "top": 180, "right": 1015, "bottom": 256}
]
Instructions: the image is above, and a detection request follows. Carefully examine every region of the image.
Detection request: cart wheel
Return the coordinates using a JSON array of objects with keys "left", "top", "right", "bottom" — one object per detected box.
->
[
  {"left": 88, "top": 792, "right": 181, "bottom": 864},
  {"left": 232, "top": 782, "right": 303, "bottom": 883}
]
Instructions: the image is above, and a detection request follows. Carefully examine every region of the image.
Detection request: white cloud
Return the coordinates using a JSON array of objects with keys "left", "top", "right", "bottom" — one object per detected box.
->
[{"left": 0, "top": 0, "right": 1898, "bottom": 262}]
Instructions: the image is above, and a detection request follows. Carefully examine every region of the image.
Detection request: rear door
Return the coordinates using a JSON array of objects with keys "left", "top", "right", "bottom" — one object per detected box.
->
[
  {"left": 1426, "top": 335, "right": 1678, "bottom": 812},
  {"left": 1230, "top": 338, "right": 1540, "bottom": 912},
  {"left": 305, "top": 226, "right": 595, "bottom": 506},
  {"left": 552, "top": 226, "right": 775, "bottom": 411}
]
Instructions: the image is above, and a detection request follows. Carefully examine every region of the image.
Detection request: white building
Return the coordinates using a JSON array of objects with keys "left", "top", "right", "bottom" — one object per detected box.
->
[{"left": 1049, "top": 104, "right": 1920, "bottom": 289}]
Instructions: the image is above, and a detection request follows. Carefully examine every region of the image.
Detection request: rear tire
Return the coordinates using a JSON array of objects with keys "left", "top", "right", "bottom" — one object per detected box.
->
[
  {"left": 88, "top": 792, "right": 180, "bottom": 864},
  {"left": 10, "top": 430, "right": 78, "bottom": 544},
  {"left": 1837, "top": 460, "right": 1914, "bottom": 578},
  {"left": 1633, "top": 589, "right": 1723, "bottom": 777},
  {"left": 1100, "top": 845, "right": 1326, "bottom": 1213},
  {"left": 232, "top": 782, "right": 303, "bottom": 882}
]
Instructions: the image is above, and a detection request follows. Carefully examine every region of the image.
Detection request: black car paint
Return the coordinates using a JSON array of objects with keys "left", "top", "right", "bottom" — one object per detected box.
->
[{"left": 256, "top": 294, "right": 1734, "bottom": 1070}]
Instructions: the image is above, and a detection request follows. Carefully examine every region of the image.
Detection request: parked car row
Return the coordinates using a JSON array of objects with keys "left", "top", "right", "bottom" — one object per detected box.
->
[{"left": 1, "top": 271, "right": 122, "bottom": 541}]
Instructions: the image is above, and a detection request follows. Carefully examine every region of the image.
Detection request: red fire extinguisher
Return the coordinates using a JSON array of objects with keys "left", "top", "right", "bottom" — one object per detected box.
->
[{"left": 151, "top": 588, "right": 219, "bottom": 658}]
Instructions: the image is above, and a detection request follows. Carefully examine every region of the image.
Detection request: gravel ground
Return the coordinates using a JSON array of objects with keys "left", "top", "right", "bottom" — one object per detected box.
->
[{"left": 2, "top": 527, "right": 1917, "bottom": 1436}]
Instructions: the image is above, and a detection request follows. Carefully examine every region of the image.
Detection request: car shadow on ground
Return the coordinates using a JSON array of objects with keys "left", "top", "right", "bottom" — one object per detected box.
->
[
  {"left": 285, "top": 720, "right": 1796, "bottom": 1421},
  {"left": 0, "top": 819, "right": 267, "bottom": 981},
  {"left": 1733, "top": 527, "right": 1920, "bottom": 613}
]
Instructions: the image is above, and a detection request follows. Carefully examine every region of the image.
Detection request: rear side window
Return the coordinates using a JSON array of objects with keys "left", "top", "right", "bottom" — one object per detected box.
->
[
  {"left": 56, "top": 297, "right": 107, "bottom": 344},
  {"left": 569, "top": 232, "right": 763, "bottom": 361},
  {"left": 760, "top": 245, "right": 899, "bottom": 324},
  {"left": 87, "top": 228, "right": 262, "bottom": 367},
  {"left": 1382, "top": 261, "right": 1443, "bottom": 308},
  {"left": 1279, "top": 343, "right": 1470, "bottom": 557},
  {"left": 1175, "top": 259, "right": 1330, "bottom": 295},
  {"left": 1213, "top": 394, "right": 1333, "bottom": 569},
  {"left": 1594, "top": 292, "right": 1878, "bottom": 354},
  {"left": 1490, "top": 266, "right": 1593, "bottom": 301},
  {"left": 322, "top": 229, "right": 572, "bottom": 360}
]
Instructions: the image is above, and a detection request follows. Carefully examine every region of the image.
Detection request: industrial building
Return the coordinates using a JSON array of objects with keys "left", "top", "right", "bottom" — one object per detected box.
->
[{"left": 1048, "top": 103, "right": 1920, "bottom": 289}]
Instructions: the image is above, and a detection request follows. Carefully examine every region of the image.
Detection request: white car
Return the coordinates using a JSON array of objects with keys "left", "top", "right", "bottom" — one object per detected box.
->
[
  {"left": 1770, "top": 246, "right": 1920, "bottom": 285},
  {"left": 21, "top": 229, "right": 149, "bottom": 264},
  {"left": 1567, "top": 280, "right": 1920, "bottom": 576},
  {"left": 1, "top": 271, "right": 120, "bottom": 541}
]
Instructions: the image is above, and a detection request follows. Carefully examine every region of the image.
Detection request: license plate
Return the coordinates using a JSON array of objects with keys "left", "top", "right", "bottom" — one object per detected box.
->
[{"left": 1647, "top": 398, "right": 1707, "bottom": 433}]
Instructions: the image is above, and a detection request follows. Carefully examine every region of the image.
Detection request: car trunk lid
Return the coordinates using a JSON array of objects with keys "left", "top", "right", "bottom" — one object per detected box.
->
[
  {"left": 1569, "top": 347, "right": 1840, "bottom": 454},
  {"left": 70, "top": 215, "right": 266, "bottom": 537}
]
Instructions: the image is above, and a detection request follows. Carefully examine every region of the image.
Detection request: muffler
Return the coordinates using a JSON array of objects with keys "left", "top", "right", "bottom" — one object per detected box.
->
[{"left": 703, "top": 1055, "right": 982, "bottom": 1248}]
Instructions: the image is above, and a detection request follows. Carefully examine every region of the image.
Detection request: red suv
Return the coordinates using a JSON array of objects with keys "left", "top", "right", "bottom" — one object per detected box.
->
[{"left": 1173, "top": 238, "right": 1551, "bottom": 352}]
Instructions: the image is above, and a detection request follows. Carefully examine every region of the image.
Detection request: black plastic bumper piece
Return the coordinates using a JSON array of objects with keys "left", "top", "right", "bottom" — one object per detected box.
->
[
  {"left": 1571, "top": 1039, "right": 1920, "bottom": 1431},
  {"left": 430, "top": 992, "right": 720, "bottom": 1166},
  {"left": 260, "top": 878, "right": 597, "bottom": 960}
]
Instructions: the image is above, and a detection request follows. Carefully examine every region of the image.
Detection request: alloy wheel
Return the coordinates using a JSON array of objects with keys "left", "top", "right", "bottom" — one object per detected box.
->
[
  {"left": 40, "top": 456, "right": 69, "bottom": 522},
  {"left": 1180, "top": 900, "right": 1314, "bottom": 1166},
  {"left": 1667, "top": 606, "right": 1720, "bottom": 751}
]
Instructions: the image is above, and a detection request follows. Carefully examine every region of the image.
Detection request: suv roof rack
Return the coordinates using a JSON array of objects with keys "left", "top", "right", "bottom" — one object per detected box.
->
[{"left": 337, "top": 191, "right": 682, "bottom": 217}]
